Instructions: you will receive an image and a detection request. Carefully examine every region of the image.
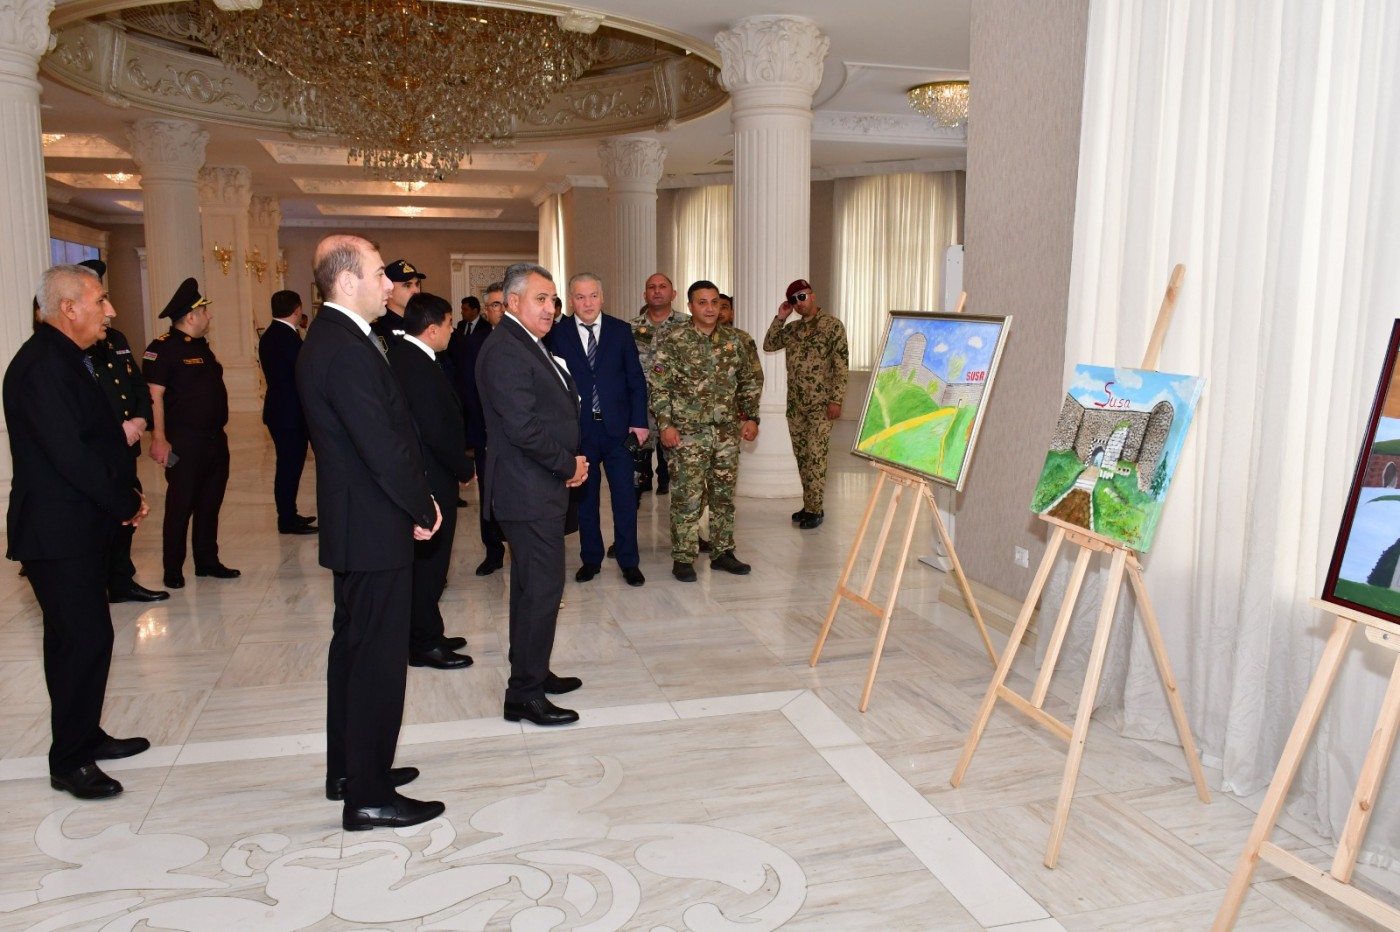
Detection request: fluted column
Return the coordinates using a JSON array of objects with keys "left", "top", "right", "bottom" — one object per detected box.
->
[
  {"left": 0, "top": 0, "right": 54, "bottom": 495},
  {"left": 247, "top": 194, "right": 281, "bottom": 330},
  {"left": 197, "top": 165, "right": 258, "bottom": 411},
  {"left": 598, "top": 137, "right": 666, "bottom": 305},
  {"left": 717, "top": 15, "right": 828, "bottom": 497},
  {"left": 127, "top": 119, "right": 208, "bottom": 339}
]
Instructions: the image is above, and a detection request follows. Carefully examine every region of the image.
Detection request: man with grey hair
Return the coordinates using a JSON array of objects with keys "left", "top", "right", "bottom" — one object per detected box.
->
[
  {"left": 5, "top": 264, "right": 151, "bottom": 799},
  {"left": 476, "top": 263, "right": 588, "bottom": 726}
]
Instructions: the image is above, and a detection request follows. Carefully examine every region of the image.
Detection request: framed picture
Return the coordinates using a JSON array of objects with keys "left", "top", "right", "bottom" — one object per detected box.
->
[
  {"left": 1323, "top": 320, "right": 1400, "bottom": 628},
  {"left": 1030, "top": 364, "right": 1205, "bottom": 552},
  {"left": 852, "top": 312, "right": 1012, "bottom": 490}
]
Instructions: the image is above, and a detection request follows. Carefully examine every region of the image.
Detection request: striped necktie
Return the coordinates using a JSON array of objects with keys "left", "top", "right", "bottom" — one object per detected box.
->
[{"left": 584, "top": 322, "right": 600, "bottom": 414}]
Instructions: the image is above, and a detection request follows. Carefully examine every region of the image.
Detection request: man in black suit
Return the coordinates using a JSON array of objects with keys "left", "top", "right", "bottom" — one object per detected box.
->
[
  {"left": 455, "top": 283, "right": 507, "bottom": 576},
  {"left": 456, "top": 295, "right": 482, "bottom": 336},
  {"left": 5, "top": 264, "right": 152, "bottom": 799},
  {"left": 259, "top": 290, "right": 316, "bottom": 536},
  {"left": 545, "top": 273, "right": 649, "bottom": 587},
  {"left": 298, "top": 234, "right": 444, "bottom": 830},
  {"left": 476, "top": 263, "right": 588, "bottom": 726},
  {"left": 387, "top": 292, "right": 475, "bottom": 670}
]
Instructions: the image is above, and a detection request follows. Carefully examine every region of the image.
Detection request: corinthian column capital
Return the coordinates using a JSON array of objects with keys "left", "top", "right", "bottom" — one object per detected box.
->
[
  {"left": 0, "top": 0, "right": 54, "bottom": 68},
  {"left": 598, "top": 137, "right": 667, "bottom": 187},
  {"left": 249, "top": 194, "right": 281, "bottom": 228},
  {"left": 198, "top": 165, "right": 252, "bottom": 208},
  {"left": 715, "top": 16, "right": 828, "bottom": 98},
  {"left": 126, "top": 119, "right": 209, "bottom": 180}
]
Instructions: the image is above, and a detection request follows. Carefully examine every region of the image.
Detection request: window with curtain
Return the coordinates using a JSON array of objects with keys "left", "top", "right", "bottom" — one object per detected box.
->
[
  {"left": 671, "top": 184, "right": 734, "bottom": 297},
  {"left": 831, "top": 172, "right": 964, "bottom": 370}
]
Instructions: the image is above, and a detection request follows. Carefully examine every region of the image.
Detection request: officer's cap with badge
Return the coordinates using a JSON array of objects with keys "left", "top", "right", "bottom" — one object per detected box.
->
[
  {"left": 159, "top": 278, "right": 211, "bottom": 321},
  {"left": 385, "top": 259, "right": 427, "bottom": 283},
  {"left": 78, "top": 258, "right": 107, "bottom": 282}
]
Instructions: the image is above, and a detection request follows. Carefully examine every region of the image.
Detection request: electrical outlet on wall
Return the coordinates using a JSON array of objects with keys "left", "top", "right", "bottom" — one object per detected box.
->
[{"left": 1014, "top": 546, "right": 1029, "bottom": 568}]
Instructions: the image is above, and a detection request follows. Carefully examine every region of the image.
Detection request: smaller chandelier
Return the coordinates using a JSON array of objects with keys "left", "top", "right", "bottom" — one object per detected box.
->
[
  {"left": 105, "top": 171, "right": 135, "bottom": 184},
  {"left": 393, "top": 181, "right": 429, "bottom": 193},
  {"left": 907, "top": 81, "right": 969, "bottom": 128}
]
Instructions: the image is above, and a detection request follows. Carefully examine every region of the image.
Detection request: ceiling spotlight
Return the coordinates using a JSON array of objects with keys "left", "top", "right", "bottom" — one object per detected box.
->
[{"left": 399, "top": 205, "right": 425, "bottom": 217}]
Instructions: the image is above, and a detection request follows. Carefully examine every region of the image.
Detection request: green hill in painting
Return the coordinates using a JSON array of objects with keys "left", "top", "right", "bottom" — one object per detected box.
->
[
  {"left": 1372, "top": 438, "right": 1400, "bottom": 455},
  {"left": 859, "top": 368, "right": 943, "bottom": 443}
]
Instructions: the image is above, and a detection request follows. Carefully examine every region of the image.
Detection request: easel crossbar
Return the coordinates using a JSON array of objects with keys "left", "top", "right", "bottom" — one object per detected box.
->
[
  {"left": 1258, "top": 843, "right": 1400, "bottom": 929},
  {"left": 997, "top": 686, "right": 1073, "bottom": 741}
]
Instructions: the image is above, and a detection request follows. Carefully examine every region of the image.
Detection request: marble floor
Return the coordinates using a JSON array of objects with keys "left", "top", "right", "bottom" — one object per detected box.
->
[{"left": 1, "top": 415, "right": 1395, "bottom": 931}]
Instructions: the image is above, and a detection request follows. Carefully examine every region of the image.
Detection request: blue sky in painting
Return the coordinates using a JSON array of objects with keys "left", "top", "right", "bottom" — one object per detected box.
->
[
  {"left": 878, "top": 317, "right": 1004, "bottom": 381},
  {"left": 1067, "top": 365, "right": 1204, "bottom": 414}
]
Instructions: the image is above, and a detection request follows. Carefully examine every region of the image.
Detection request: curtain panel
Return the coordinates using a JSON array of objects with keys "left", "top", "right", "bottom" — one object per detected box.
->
[{"left": 671, "top": 184, "right": 734, "bottom": 301}]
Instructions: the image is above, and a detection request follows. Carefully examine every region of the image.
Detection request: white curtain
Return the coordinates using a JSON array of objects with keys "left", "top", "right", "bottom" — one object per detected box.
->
[
  {"left": 831, "top": 173, "right": 963, "bottom": 369},
  {"left": 537, "top": 193, "right": 566, "bottom": 289},
  {"left": 671, "top": 184, "right": 734, "bottom": 299},
  {"left": 1055, "top": 0, "right": 1400, "bottom": 867}
]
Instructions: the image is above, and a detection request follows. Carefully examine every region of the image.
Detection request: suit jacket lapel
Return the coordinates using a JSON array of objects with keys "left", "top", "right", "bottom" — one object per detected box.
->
[{"left": 505, "top": 317, "right": 576, "bottom": 406}]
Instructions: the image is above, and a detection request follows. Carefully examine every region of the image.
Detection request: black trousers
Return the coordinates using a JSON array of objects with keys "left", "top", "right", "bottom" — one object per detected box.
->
[
  {"left": 577, "top": 420, "right": 639, "bottom": 566},
  {"left": 497, "top": 517, "right": 564, "bottom": 703},
  {"left": 268, "top": 423, "right": 309, "bottom": 527},
  {"left": 26, "top": 553, "right": 116, "bottom": 774},
  {"left": 162, "top": 430, "right": 229, "bottom": 573},
  {"left": 473, "top": 446, "right": 506, "bottom": 561},
  {"left": 409, "top": 497, "right": 457, "bottom": 652},
  {"left": 327, "top": 567, "right": 411, "bottom": 807},
  {"left": 106, "top": 472, "right": 142, "bottom": 593}
]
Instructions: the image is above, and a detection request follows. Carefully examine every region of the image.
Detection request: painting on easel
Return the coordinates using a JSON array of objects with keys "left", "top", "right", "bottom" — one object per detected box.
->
[
  {"left": 852, "top": 312, "right": 1011, "bottom": 491},
  {"left": 1323, "top": 320, "right": 1400, "bottom": 628},
  {"left": 1030, "top": 365, "right": 1205, "bottom": 552}
]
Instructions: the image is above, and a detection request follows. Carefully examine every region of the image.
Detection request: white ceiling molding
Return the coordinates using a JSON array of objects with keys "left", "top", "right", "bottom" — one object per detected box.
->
[
  {"left": 811, "top": 155, "right": 967, "bottom": 180},
  {"left": 291, "top": 178, "right": 520, "bottom": 199},
  {"left": 259, "top": 140, "right": 548, "bottom": 172},
  {"left": 313, "top": 205, "right": 504, "bottom": 219},
  {"left": 280, "top": 218, "right": 538, "bottom": 232},
  {"left": 812, "top": 110, "right": 966, "bottom": 146},
  {"left": 46, "top": 172, "right": 142, "bottom": 189},
  {"left": 41, "top": 133, "right": 131, "bottom": 159}
]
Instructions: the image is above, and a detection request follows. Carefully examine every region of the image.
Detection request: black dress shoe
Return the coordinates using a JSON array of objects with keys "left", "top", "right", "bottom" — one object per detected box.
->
[
  {"left": 409, "top": 645, "right": 473, "bottom": 669},
  {"left": 343, "top": 792, "right": 445, "bottom": 831},
  {"left": 164, "top": 573, "right": 185, "bottom": 589},
  {"left": 441, "top": 636, "right": 467, "bottom": 651},
  {"left": 51, "top": 763, "right": 122, "bottom": 799},
  {"left": 575, "top": 562, "right": 601, "bottom": 582},
  {"left": 791, "top": 509, "right": 811, "bottom": 523},
  {"left": 798, "top": 511, "right": 824, "bottom": 529},
  {"left": 606, "top": 543, "right": 616, "bottom": 558},
  {"left": 195, "top": 564, "right": 241, "bottom": 579},
  {"left": 475, "top": 557, "right": 503, "bottom": 576},
  {"left": 672, "top": 561, "right": 696, "bottom": 582},
  {"left": 279, "top": 524, "right": 318, "bottom": 535},
  {"left": 295, "top": 514, "right": 317, "bottom": 527},
  {"left": 544, "top": 673, "right": 582, "bottom": 694},
  {"left": 326, "top": 766, "right": 419, "bottom": 801},
  {"left": 93, "top": 736, "right": 150, "bottom": 760},
  {"left": 504, "top": 697, "right": 579, "bottom": 725},
  {"left": 711, "top": 551, "right": 752, "bottom": 575},
  {"left": 109, "top": 583, "right": 170, "bottom": 603},
  {"left": 621, "top": 565, "right": 645, "bottom": 587},
  {"left": 656, "top": 482, "right": 669, "bottom": 495}
]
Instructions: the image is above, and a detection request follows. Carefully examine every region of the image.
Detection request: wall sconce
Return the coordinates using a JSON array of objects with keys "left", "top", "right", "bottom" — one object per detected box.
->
[
  {"left": 245, "top": 245, "right": 268, "bottom": 283},
  {"left": 211, "top": 243, "right": 233, "bottom": 276},
  {"left": 276, "top": 256, "right": 290, "bottom": 281}
]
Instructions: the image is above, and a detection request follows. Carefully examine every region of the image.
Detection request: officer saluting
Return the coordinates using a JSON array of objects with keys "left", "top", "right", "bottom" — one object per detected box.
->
[
  {"left": 142, "top": 278, "right": 239, "bottom": 589},
  {"left": 79, "top": 259, "right": 168, "bottom": 604}
]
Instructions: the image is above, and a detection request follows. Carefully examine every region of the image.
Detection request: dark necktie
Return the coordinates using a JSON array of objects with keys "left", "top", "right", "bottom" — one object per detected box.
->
[
  {"left": 83, "top": 355, "right": 97, "bottom": 378},
  {"left": 584, "top": 322, "right": 600, "bottom": 414}
]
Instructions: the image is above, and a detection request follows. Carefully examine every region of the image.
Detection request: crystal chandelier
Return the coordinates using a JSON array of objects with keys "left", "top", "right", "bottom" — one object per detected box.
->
[
  {"left": 907, "top": 81, "right": 970, "bottom": 128},
  {"left": 197, "top": 0, "right": 596, "bottom": 182}
]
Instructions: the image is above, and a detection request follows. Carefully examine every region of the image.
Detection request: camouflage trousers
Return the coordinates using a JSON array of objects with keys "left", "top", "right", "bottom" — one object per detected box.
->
[
  {"left": 668, "top": 422, "right": 740, "bottom": 563},
  {"left": 788, "top": 409, "right": 832, "bottom": 513}
]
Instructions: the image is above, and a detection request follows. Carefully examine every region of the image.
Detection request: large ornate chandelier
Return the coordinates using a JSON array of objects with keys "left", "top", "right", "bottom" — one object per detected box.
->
[
  {"left": 198, "top": 0, "right": 596, "bottom": 181},
  {"left": 907, "top": 81, "right": 970, "bottom": 129}
]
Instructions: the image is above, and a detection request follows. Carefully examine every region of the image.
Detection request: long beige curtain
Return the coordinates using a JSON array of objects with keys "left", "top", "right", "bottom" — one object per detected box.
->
[{"left": 671, "top": 184, "right": 734, "bottom": 300}]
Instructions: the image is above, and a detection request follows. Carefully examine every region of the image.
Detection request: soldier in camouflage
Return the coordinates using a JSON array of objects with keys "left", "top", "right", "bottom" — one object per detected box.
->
[
  {"left": 762, "top": 279, "right": 849, "bottom": 529},
  {"left": 650, "top": 281, "right": 764, "bottom": 581},
  {"left": 629, "top": 273, "right": 688, "bottom": 499}
]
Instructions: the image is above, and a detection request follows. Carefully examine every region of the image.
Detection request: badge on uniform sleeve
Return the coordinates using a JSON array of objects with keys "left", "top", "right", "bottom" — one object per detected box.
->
[
  {"left": 652, "top": 364, "right": 665, "bottom": 373},
  {"left": 143, "top": 350, "right": 158, "bottom": 360}
]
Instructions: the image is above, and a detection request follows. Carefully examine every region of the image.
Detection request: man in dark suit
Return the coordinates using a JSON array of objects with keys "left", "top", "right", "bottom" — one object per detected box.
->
[
  {"left": 545, "top": 273, "right": 649, "bottom": 586},
  {"left": 259, "top": 290, "right": 317, "bottom": 536},
  {"left": 6, "top": 264, "right": 151, "bottom": 799},
  {"left": 387, "top": 292, "right": 475, "bottom": 670},
  {"left": 298, "top": 234, "right": 444, "bottom": 830},
  {"left": 453, "top": 283, "right": 507, "bottom": 576},
  {"left": 456, "top": 295, "right": 482, "bottom": 336},
  {"left": 476, "top": 263, "right": 588, "bottom": 726}
]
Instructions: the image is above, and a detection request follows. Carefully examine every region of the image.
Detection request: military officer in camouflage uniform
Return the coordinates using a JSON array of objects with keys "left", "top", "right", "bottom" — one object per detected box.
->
[
  {"left": 629, "top": 273, "right": 688, "bottom": 499},
  {"left": 763, "top": 279, "right": 849, "bottom": 529},
  {"left": 650, "top": 280, "right": 763, "bottom": 581}
]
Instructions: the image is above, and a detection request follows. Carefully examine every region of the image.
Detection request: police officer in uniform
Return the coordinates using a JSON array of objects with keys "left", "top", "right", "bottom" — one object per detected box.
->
[
  {"left": 142, "top": 278, "right": 239, "bottom": 589},
  {"left": 373, "top": 259, "right": 425, "bottom": 344},
  {"left": 79, "top": 260, "right": 168, "bottom": 603}
]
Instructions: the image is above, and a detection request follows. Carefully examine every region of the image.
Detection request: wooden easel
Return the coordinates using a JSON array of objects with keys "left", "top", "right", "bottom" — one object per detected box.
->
[
  {"left": 949, "top": 264, "right": 1212, "bottom": 869},
  {"left": 1213, "top": 601, "right": 1400, "bottom": 930},
  {"left": 809, "top": 292, "right": 998, "bottom": 712}
]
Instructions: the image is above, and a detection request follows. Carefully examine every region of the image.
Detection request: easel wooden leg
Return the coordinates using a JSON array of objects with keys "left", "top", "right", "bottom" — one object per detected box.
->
[
  {"left": 926, "top": 485, "right": 998, "bottom": 665},
  {"left": 951, "top": 526, "right": 1067, "bottom": 787},
  {"left": 859, "top": 481, "right": 926, "bottom": 712},
  {"left": 1125, "top": 561, "right": 1210, "bottom": 803},
  {"left": 1212, "top": 615, "right": 1355, "bottom": 931},
  {"left": 1045, "top": 546, "right": 1127, "bottom": 868},
  {"left": 1332, "top": 637, "right": 1400, "bottom": 883},
  {"left": 1031, "top": 545, "right": 1092, "bottom": 708},
  {"left": 811, "top": 471, "right": 887, "bottom": 666}
]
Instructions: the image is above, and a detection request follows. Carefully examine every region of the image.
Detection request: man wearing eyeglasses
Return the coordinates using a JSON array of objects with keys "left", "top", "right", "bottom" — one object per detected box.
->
[
  {"left": 763, "top": 279, "right": 849, "bottom": 530},
  {"left": 460, "top": 284, "right": 508, "bottom": 575}
]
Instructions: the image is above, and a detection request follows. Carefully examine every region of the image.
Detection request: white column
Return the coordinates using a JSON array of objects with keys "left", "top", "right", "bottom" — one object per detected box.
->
[
  {"left": 717, "top": 15, "right": 829, "bottom": 498},
  {"left": 127, "top": 119, "right": 208, "bottom": 339},
  {"left": 197, "top": 165, "right": 259, "bottom": 411},
  {"left": 247, "top": 194, "right": 281, "bottom": 330},
  {"left": 598, "top": 137, "right": 666, "bottom": 304},
  {"left": 0, "top": 0, "right": 54, "bottom": 496}
]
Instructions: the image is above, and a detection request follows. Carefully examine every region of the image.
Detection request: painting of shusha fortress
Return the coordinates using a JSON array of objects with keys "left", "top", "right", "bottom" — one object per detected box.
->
[
  {"left": 1324, "top": 321, "right": 1400, "bottom": 628},
  {"left": 852, "top": 312, "right": 1011, "bottom": 490},
  {"left": 1030, "top": 365, "right": 1205, "bottom": 552}
]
